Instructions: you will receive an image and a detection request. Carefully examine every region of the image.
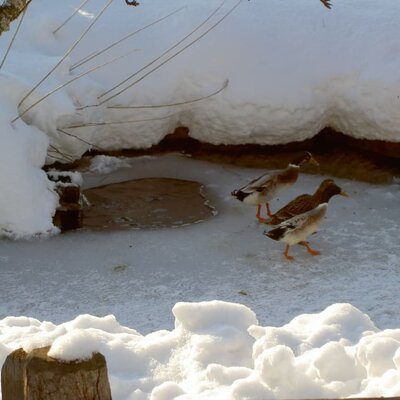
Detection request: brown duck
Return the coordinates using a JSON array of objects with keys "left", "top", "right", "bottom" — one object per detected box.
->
[
  {"left": 231, "top": 152, "right": 319, "bottom": 223},
  {"left": 265, "top": 179, "right": 348, "bottom": 226}
]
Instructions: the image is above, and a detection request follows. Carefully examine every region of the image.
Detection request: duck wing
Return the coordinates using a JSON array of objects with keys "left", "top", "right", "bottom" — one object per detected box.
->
[
  {"left": 265, "top": 205, "right": 324, "bottom": 240},
  {"left": 268, "top": 194, "right": 313, "bottom": 225},
  {"left": 239, "top": 172, "right": 277, "bottom": 194}
]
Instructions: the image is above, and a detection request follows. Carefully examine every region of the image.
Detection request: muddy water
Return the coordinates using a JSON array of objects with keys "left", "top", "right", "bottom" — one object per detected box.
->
[{"left": 82, "top": 178, "right": 215, "bottom": 230}]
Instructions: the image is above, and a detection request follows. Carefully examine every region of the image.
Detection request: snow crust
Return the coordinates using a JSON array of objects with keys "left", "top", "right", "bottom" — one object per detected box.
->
[
  {"left": 1, "top": 0, "right": 400, "bottom": 236},
  {"left": 3, "top": 302, "right": 400, "bottom": 399}
]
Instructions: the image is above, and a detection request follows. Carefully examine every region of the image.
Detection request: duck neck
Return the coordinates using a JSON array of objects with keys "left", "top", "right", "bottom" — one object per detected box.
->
[
  {"left": 313, "top": 188, "right": 336, "bottom": 204},
  {"left": 280, "top": 164, "right": 299, "bottom": 183}
]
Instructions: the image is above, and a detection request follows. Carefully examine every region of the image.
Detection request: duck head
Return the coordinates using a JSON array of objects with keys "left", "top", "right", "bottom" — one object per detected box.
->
[
  {"left": 314, "top": 179, "right": 349, "bottom": 203},
  {"left": 290, "top": 151, "right": 319, "bottom": 167}
]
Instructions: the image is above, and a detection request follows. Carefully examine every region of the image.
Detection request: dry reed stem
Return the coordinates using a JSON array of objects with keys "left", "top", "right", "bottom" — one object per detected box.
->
[
  {"left": 98, "top": 0, "right": 226, "bottom": 100},
  {"left": 14, "top": 0, "right": 113, "bottom": 120},
  {"left": 98, "top": 0, "right": 242, "bottom": 106},
  {"left": 0, "top": 0, "right": 31, "bottom": 70},
  {"left": 108, "top": 79, "right": 228, "bottom": 110},
  {"left": 53, "top": 0, "right": 91, "bottom": 35},
  {"left": 70, "top": 6, "right": 185, "bottom": 71}
]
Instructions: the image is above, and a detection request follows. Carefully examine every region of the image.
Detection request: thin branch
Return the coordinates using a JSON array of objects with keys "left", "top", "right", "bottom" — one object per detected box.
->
[
  {"left": 57, "top": 128, "right": 102, "bottom": 150},
  {"left": 60, "top": 113, "right": 177, "bottom": 129},
  {"left": 14, "top": 48, "right": 138, "bottom": 122},
  {"left": 98, "top": 0, "right": 242, "bottom": 106},
  {"left": 70, "top": 6, "right": 185, "bottom": 71},
  {"left": 48, "top": 144, "right": 76, "bottom": 162},
  {"left": 108, "top": 79, "right": 229, "bottom": 110},
  {"left": 47, "top": 152, "right": 70, "bottom": 163},
  {"left": 0, "top": 0, "right": 31, "bottom": 70},
  {"left": 53, "top": 0, "right": 91, "bottom": 35},
  {"left": 15, "top": 0, "right": 113, "bottom": 115},
  {"left": 98, "top": 0, "right": 226, "bottom": 100}
]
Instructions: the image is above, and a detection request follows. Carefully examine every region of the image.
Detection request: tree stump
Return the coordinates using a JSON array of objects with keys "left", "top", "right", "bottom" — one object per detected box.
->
[
  {"left": 47, "top": 171, "right": 83, "bottom": 231},
  {"left": 1, "top": 346, "right": 112, "bottom": 400}
]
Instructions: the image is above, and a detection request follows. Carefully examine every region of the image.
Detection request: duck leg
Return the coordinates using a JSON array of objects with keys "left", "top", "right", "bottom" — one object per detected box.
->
[
  {"left": 299, "top": 241, "right": 321, "bottom": 256},
  {"left": 256, "top": 204, "right": 268, "bottom": 223},
  {"left": 266, "top": 202, "right": 272, "bottom": 217},
  {"left": 284, "top": 245, "right": 294, "bottom": 261}
]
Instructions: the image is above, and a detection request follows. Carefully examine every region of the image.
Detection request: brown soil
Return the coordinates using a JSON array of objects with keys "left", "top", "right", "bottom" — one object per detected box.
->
[
  {"left": 82, "top": 177, "right": 215, "bottom": 230},
  {"left": 58, "top": 127, "right": 400, "bottom": 184},
  {"left": 48, "top": 127, "right": 400, "bottom": 231}
]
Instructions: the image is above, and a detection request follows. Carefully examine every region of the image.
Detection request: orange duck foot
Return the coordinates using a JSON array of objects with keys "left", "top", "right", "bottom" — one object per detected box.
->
[
  {"left": 284, "top": 245, "right": 294, "bottom": 261},
  {"left": 300, "top": 241, "right": 321, "bottom": 256},
  {"left": 266, "top": 203, "right": 272, "bottom": 218},
  {"left": 256, "top": 204, "right": 268, "bottom": 223}
]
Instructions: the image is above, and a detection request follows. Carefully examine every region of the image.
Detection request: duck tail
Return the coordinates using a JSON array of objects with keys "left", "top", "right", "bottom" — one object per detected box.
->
[
  {"left": 231, "top": 189, "right": 247, "bottom": 201},
  {"left": 263, "top": 226, "right": 287, "bottom": 241}
]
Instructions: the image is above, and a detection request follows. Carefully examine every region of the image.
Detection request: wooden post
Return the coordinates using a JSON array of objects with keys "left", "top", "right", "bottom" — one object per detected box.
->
[
  {"left": 47, "top": 171, "right": 83, "bottom": 231},
  {"left": 1, "top": 346, "right": 112, "bottom": 400}
]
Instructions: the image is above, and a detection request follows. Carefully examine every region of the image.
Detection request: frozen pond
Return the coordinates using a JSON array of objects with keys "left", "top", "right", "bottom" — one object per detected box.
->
[{"left": 0, "top": 155, "right": 399, "bottom": 333}]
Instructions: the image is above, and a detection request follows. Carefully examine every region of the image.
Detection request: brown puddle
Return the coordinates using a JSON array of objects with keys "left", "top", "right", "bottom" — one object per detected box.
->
[{"left": 82, "top": 178, "right": 215, "bottom": 230}]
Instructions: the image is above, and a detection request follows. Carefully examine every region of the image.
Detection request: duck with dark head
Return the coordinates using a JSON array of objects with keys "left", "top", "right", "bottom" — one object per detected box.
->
[
  {"left": 265, "top": 179, "right": 348, "bottom": 225},
  {"left": 231, "top": 151, "right": 319, "bottom": 223}
]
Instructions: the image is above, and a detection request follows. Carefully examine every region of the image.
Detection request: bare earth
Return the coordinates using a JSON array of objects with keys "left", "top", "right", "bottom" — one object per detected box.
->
[{"left": 82, "top": 177, "right": 215, "bottom": 230}]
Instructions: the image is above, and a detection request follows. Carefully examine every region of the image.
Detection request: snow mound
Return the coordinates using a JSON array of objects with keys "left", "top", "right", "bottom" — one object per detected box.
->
[{"left": 2, "top": 302, "right": 400, "bottom": 399}]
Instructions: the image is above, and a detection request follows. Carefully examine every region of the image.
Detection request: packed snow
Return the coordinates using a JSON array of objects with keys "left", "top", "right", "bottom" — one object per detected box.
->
[
  {"left": 1, "top": 155, "right": 400, "bottom": 398},
  {"left": 1, "top": 0, "right": 400, "bottom": 236},
  {"left": 1, "top": 1, "right": 400, "bottom": 398},
  {"left": 3, "top": 301, "right": 400, "bottom": 399}
]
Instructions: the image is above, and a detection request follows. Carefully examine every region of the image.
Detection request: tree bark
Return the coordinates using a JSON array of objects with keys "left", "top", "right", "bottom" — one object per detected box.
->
[
  {"left": 0, "top": 0, "right": 29, "bottom": 36},
  {"left": 1, "top": 346, "right": 112, "bottom": 400}
]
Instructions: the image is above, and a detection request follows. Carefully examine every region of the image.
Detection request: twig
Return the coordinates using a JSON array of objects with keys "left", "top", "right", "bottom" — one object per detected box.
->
[
  {"left": 47, "top": 152, "right": 70, "bottom": 163},
  {"left": 108, "top": 79, "right": 229, "bottom": 110},
  {"left": 60, "top": 113, "right": 177, "bottom": 129},
  {"left": 98, "top": 0, "right": 242, "bottom": 106},
  {"left": 53, "top": 0, "right": 91, "bottom": 35},
  {"left": 48, "top": 144, "right": 75, "bottom": 162},
  {"left": 15, "top": 48, "right": 138, "bottom": 122},
  {"left": 70, "top": 6, "right": 185, "bottom": 71},
  {"left": 0, "top": 0, "right": 32, "bottom": 70},
  {"left": 57, "top": 128, "right": 102, "bottom": 150},
  {"left": 98, "top": 0, "right": 226, "bottom": 100},
  {"left": 14, "top": 0, "right": 113, "bottom": 118}
]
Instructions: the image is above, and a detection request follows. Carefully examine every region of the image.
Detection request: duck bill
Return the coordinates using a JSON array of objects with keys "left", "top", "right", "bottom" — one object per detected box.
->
[
  {"left": 340, "top": 190, "right": 349, "bottom": 197},
  {"left": 310, "top": 156, "right": 319, "bottom": 167}
]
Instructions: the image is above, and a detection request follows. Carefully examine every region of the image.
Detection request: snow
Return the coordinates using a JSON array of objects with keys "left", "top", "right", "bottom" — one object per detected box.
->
[
  {"left": 3, "top": 301, "right": 400, "bottom": 399},
  {"left": 0, "top": 154, "right": 400, "bottom": 398},
  {"left": 1, "top": 0, "right": 400, "bottom": 397}
]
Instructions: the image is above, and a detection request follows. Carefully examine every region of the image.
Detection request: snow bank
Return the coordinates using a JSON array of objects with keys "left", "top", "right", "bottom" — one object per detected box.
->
[
  {"left": 2, "top": 302, "right": 400, "bottom": 399},
  {"left": 0, "top": 74, "right": 58, "bottom": 238},
  {"left": 1, "top": 0, "right": 400, "bottom": 236}
]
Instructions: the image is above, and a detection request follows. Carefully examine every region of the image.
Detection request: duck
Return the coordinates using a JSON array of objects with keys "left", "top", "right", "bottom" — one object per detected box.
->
[
  {"left": 231, "top": 152, "right": 319, "bottom": 223},
  {"left": 265, "top": 179, "right": 348, "bottom": 225},
  {"left": 263, "top": 203, "right": 328, "bottom": 261}
]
